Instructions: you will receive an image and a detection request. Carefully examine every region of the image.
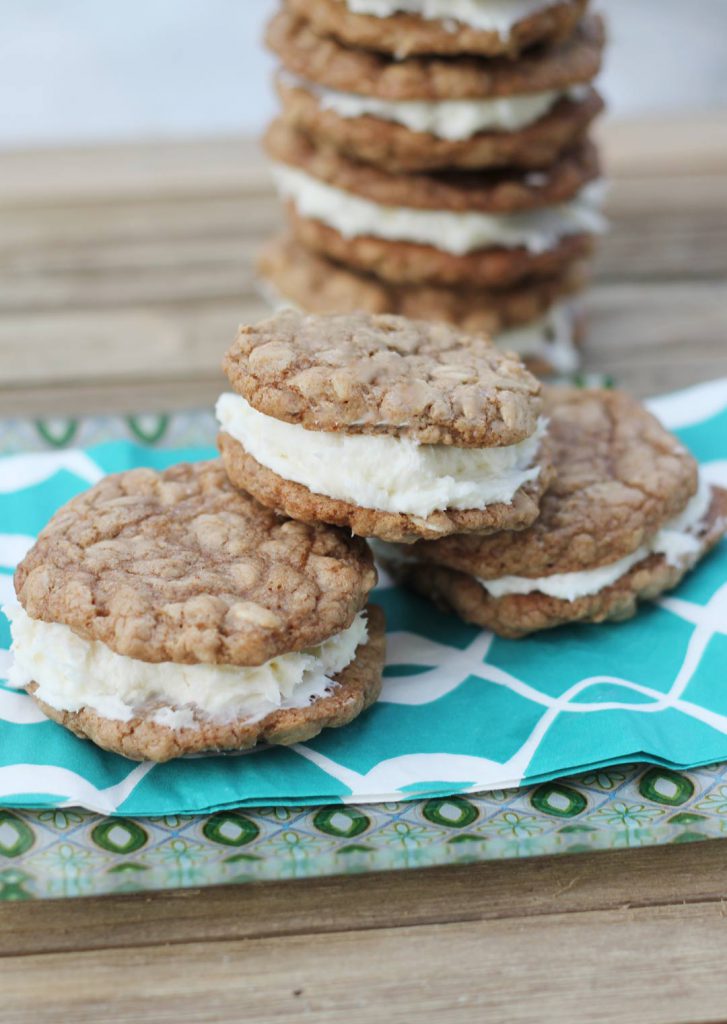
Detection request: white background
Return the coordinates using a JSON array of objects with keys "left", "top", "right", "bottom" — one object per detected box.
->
[{"left": 2, "top": 0, "right": 727, "bottom": 149}]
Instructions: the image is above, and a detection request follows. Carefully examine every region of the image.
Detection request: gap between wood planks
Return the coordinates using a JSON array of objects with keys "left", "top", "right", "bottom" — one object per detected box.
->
[{"left": 2, "top": 841, "right": 727, "bottom": 960}]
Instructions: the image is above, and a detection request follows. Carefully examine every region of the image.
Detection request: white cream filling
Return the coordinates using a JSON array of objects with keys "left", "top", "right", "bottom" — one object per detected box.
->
[
  {"left": 272, "top": 163, "right": 606, "bottom": 256},
  {"left": 345, "top": 0, "right": 555, "bottom": 36},
  {"left": 6, "top": 604, "right": 367, "bottom": 729},
  {"left": 478, "top": 476, "right": 714, "bottom": 602},
  {"left": 287, "top": 71, "right": 588, "bottom": 140},
  {"left": 216, "top": 392, "right": 545, "bottom": 519}
]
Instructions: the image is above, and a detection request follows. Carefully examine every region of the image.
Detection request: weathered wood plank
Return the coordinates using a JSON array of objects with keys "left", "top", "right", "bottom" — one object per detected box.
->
[
  {"left": 2, "top": 842, "right": 727, "bottom": 960},
  {"left": 2, "top": 280, "right": 725, "bottom": 414},
  {"left": 583, "top": 280, "right": 727, "bottom": 395},
  {"left": 3, "top": 900, "right": 727, "bottom": 1024},
  {"left": 0, "top": 138, "right": 267, "bottom": 207}
]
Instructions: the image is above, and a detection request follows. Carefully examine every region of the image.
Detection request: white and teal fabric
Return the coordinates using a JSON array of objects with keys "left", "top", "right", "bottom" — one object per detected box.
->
[{"left": 1, "top": 379, "right": 727, "bottom": 817}]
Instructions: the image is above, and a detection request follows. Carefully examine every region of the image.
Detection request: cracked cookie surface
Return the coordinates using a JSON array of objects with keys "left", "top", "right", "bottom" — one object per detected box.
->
[
  {"left": 14, "top": 459, "right": 376, "bottom": 666},
  {"left": 222, "top": 309, "right": 543, "bottom": 447}
]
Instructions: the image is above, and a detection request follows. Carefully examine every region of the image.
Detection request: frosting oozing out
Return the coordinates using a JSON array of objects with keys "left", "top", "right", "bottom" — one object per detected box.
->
[
  {"left": 478, "top": 477, "right": 714, "bottom": 602},
  {"left": 216, "top": 393, "right": 546, "bottom": 518},
  {"left": 272, "top": 163, "right": 607, "bottom": 256},
  {"left": 7, "top": 605, "right": 368, "bottom": 729}
]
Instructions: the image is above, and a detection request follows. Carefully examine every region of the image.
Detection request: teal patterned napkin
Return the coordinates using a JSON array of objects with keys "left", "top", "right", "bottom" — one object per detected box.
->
[{"left": 1, "top": 380, "right": 727, "bottom": 817}]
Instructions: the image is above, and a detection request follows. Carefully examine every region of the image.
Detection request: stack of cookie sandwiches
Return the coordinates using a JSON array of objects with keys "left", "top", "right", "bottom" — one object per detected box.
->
[{"left": 257, "top": 0, "right": 607, "bottom": 376}]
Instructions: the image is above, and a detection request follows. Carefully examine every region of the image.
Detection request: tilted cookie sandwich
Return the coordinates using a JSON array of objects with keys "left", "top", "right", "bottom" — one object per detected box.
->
[
  {"left": 282, "top": 0, "right": 588, "bottom": 59},
  {"left": 8, "top": 461, "right": 384, "bottom": 762},
  {"left": 216, "top": 310, "right": 553, "bottom": 544},
  {"left": 268, "top": 9, "right": 604, "bottom": 172},
  {"left": 265, "top": 120, "right": 605, "bottom": 289},
  {"left": 257, "top": 235, "right": 585, "bottom": 376},
  {"left": 383, "top": 388, "right": 727, "bottom": 636}
]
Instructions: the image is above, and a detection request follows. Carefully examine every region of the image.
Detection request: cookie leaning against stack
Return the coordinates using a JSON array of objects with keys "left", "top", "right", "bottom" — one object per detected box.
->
[
  {"left": 9, "top": 461, "right": 384, "bottom": 761},
  {"left": 217, "top": 310, "right": 553, "bottom": 542},
  {"left": 383, "top": 388, "right": 727, "bottom": 636},
  {"left": 257, "top": 0, "right": 607, "bottom": 376}
]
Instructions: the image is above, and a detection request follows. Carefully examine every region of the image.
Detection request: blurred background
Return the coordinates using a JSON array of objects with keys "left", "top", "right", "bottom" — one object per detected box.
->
[{"left": 2, "top": 0, "right": 727, "bottom": 149}]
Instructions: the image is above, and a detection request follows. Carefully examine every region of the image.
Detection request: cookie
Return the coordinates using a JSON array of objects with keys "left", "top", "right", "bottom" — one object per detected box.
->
[
  {"left": 267, "top": 122, "right": 604, "bottom": 289},
  {"left": 268, "top": 13, "right": 604, "bottom": 172},
  {"left": 283, "top": 0, "right": 588, "bottom": 59},
  {"left": 265, "top": 120, "right": 601, "bottom": 213},
  {"left": 277, "top": 76, "right": 604, "bottom": 174},
  {"left": 218, "top": 310, "right": 553, "bottom": 542},
  {"left": 10, "top": 460, "right": 383, "bottom": 761},
  {"left": 385, "top": 388, "right": 727, "bottom": 635},
  {"left": 288, "top": 210, "right": 595, "bottom": 288},
  {"left": 267, "top": 11, "right": 604, "bottom": 101},
  {"left": 257, "top": 235, "right": 584, "bottom": 375}
]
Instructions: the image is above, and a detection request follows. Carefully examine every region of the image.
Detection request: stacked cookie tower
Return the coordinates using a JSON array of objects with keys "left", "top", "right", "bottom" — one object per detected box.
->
[{"left": 257, "top": 0, "right": 607, "bottom": 376}]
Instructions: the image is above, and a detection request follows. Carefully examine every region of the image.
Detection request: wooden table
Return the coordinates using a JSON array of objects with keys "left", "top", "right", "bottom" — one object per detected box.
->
[{"left": 2, "top": 115, "right": 727, "bottom": 1023}]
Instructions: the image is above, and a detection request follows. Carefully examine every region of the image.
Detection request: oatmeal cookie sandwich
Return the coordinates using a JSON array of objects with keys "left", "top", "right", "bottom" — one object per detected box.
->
[
  {"left": 384, "top": 388, "right": 727, "bottom": 636},
  {"left": 8, "top": 461, "right": 384, "bottom": 761},
  {"left": 216, "top": 310, "right": 552, "bottom": 543}
]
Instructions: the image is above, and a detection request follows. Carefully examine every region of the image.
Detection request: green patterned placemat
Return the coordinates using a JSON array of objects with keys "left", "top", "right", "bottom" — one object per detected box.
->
[
  {"left": 2, "top": 407, "right": 726, "bottom": 900},
  {"left": 3, "top": 761, "right": 726, "bottom": 899}
]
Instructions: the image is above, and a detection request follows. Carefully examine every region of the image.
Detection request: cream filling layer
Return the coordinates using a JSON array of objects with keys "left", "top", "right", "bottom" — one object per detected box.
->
[
  {"left": 478, "top": 477, "right": 713, "bottom": 601},
  {"left": 6, "top": 605, "right": 368, "bottom": 729},
  {"left": 287, "top": 71, "right": 589, "bottom": 140},
  {"left": 216, "top": 393, "right": 546, "bottom": 519},
  {"left": 345, "top": 0, "right": 555, "bottom": 36},
  {"left": 272, "top": 164, "right": 606, "bottom": 256}
]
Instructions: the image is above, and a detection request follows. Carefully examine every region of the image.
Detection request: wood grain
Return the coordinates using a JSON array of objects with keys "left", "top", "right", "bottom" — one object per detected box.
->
[
  {"left": 1, "top": 116, "right": 726, "bottom": 417},
  {"left": 2, "top": 842, "right": 727, "bottom": 960},
  {"left": 4, "top": 900, "right": 727, "bottom": 1024}
]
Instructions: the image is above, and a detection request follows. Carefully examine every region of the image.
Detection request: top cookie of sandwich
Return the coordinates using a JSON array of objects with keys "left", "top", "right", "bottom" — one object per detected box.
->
[
  {"left": 222, "top": 310, "right": 543, "bottom": 447},
  {"left": 406, "top": 388, "right": 699, "bottom": 577},
  {"left": 283, "top": 0, "right": 588, "bottom": 59},
  {"left": 14, "top": 460, "right": 376, "bottom": 666}
]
